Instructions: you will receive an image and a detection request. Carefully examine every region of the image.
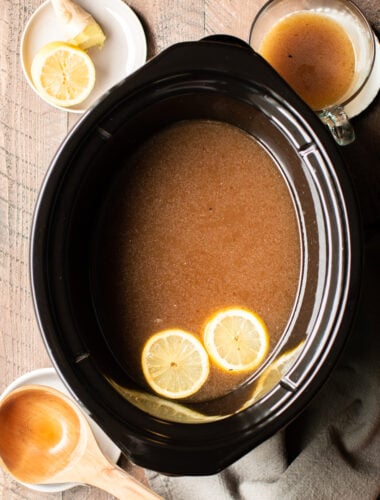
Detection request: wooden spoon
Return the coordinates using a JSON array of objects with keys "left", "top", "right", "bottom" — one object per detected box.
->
[{"left": 0, "top": 385, "right": 161, "bottom": 499}]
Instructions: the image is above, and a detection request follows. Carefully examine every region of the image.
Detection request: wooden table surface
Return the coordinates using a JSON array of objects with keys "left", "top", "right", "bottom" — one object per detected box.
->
[{"left": 1, "top": 0, "right": 379, "bottom": 498}]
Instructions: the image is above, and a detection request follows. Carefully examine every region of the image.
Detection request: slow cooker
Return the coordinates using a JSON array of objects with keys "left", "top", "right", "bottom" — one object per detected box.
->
[{"left": 30, "top": 36, "right": 361, "bottom": 475}]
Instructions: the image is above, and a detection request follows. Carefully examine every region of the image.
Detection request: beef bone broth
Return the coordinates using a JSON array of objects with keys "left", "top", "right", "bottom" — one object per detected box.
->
[{"left": 96, "top": 120, "right": 300, "bottom": 401}]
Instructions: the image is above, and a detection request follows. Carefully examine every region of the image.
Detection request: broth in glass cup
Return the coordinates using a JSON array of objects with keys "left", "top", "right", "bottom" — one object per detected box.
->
[{"left": 250, "top": 0, "right": 375, "bottom": 145}]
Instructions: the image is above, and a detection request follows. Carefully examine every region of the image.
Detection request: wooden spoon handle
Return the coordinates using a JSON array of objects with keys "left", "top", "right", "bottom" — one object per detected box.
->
[{"left": 88, "top": 462, "right": 162, "bottom": 499}]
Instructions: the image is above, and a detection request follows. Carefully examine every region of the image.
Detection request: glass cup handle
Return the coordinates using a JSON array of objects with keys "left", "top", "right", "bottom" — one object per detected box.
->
[{"left": 319, "top": 106, "right": 355, "bottom": 146}]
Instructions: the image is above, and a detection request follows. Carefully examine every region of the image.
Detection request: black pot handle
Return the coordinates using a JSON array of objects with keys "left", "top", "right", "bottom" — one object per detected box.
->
[{"left": 201, "top": 34, "right": 252, "bottom": 50}]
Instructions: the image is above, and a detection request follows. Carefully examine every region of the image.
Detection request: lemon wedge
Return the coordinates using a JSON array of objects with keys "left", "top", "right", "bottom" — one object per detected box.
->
[
  {"left": 203, "top": 307, "right": 269, "bottom": 372},
  {"left": 52, "top": 0, "right": 106, "bottom": 50},
  {"left": 68, "top": 23, "right": 106, "bottom": 51},
  {"left": 142, "top": 329, "right": 210, "bottom": 399},
  {"left": 31, "top": 41, "right": 95, "bottom": 108}
]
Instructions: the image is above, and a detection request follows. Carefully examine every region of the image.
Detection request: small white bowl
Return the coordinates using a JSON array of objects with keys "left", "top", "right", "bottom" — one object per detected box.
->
[
  {"left": 20, "top": 0, "right": 147, "bottom": 113},
  {"left": 0, "top": 367, "right": 121, "bottom": 493}
]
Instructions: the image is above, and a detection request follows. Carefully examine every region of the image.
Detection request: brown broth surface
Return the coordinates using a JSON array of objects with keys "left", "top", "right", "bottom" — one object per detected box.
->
[
  {"left": 259, "top": 12, "right": 355, "bottom": 110},
  {"left": 97, "top": 120, "right": 300, "bottom": 401}
]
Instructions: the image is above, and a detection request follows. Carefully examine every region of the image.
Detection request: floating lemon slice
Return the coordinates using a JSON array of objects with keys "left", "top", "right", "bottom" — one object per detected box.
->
[
  {"left": 31, "top": 41, "right": 95, "bottom": 107},
  {"left": 141, "top": 329, "right": 210, "bottom": 399},
  {"left": 203, "top": 307, "right": 269, "bottom": 372}
]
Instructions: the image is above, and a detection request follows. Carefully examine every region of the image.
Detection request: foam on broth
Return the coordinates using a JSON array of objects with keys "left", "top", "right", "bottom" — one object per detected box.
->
[{"left": 96, "top": 120, "right": 301, "bottom": 402}]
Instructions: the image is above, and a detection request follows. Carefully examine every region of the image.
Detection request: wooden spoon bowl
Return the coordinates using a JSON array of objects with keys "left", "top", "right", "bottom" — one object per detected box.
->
[{"left": 0, "top": 385, "right": 161, "bottom": 499}]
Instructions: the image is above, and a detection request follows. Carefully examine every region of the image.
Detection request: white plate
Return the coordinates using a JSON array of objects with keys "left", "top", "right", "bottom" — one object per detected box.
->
[
  {"left": 0, "top": 367, "right": 121, "bottom": 493},
  {"left": 346, "top": 34, "right": 380, "bottom": 118},
  {"left": 21, "top": 0, "right": 147, "bottom": 113}
]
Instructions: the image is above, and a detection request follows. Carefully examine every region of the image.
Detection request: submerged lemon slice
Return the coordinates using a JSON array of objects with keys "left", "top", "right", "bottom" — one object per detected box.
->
[
  {"left": 142, "top": 329, "right": 210, "bottom": 399},
  {"left": 252, "top": 340, "right": 305, "bottom": 402},
  {"left": 31, "top": 41, "right": 95, "bottom": 107},
  {"left": 107, "top": 382, "right": 226, "bottom": 423},
  {"left": 203, "top": 307, "right": 269, "bottom": 372}
]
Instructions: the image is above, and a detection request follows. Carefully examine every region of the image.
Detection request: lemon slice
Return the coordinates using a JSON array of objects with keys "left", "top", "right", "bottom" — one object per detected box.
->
[
  {"left": 106, "top": 381, "right": 226, "bottom": 423},
  {"left": 31, "top": 41, "right": 95, "bottom": 108},
  {"left": 203, "top": 307, "right": 269, "bottom": 372},
  {"left": 141, "top": 329, "right": 210, "bottom": 399},
  {"left": 252, "top": 340, "right": 305, "bottom": 402}
]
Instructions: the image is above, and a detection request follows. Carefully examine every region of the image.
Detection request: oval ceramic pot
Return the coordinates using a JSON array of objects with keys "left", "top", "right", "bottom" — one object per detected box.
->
[{"left": 30, "top": 36, "right": 361, "bottom": 475}]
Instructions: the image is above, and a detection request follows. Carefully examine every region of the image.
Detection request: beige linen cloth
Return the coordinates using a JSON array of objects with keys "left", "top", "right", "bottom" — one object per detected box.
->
[{"left": 147, "top": 233, "right": 380, "bottom": 499}]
